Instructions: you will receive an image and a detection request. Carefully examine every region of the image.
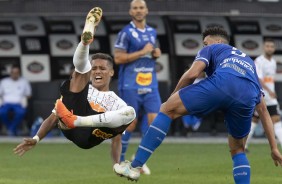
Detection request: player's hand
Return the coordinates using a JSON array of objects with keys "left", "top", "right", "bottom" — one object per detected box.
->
[
  {"left": 271, "top": 148, "right": 282, "bottom": 167},
  {"left": 152, "top": 48, "right": 161, "bottom": 58},
  {"left": 142, "top": 43, "right": 154, "bottom": 56},
  {"left": 13, "top": 138, "right": 37, "bottom": 156}
]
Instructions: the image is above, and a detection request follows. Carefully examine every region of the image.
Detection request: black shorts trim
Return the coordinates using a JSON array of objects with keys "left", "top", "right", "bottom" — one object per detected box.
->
[{"left": 267, "top": 105, "right": 280, "bottom": 116}]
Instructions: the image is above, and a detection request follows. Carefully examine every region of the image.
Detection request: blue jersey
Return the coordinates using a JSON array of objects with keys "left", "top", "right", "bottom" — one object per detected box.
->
[
  {"left": 115, "top": 21, "right": 158, "bottom": 90},
  {"left": 195, "top": 44, "right": 262, "bottom": 94},
  {"left": 179, "top": 44, "right": 263, "bottom": 138}
]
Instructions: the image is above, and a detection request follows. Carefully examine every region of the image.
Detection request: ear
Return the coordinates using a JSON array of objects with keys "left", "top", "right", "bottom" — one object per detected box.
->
[
  {"left": 110, "top": 69, "right": 114, "bottom": 77},
  {"left": 217, "top": 38, "right": 225, "bottom": 44}
]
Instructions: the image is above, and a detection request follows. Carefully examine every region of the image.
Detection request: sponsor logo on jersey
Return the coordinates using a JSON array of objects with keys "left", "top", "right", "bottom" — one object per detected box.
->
[
  {"left": 56, "top": 39, "right": 73, "bottom": 50},
  {"left": 132, "top": 31, "right": 138, "bottom": 38},
  {"left": 27, "top": 61, "right": 44, "bottom": 73},
  {"left": 0, "top": 40, "right": 14, "bottom": 50},
  {"left": 134, "top": 67, "right": 154, "bottom": 72},
  {"left": 92, "top": 129, "right": 113, "bottom": 139},
  {"left": 242, "top": 40, "right": 258, "bottom": 50},
  {"left": 263, "top": 76, "right": 274, "bottom": 83},
  {"left": 89, "top": 101, "right": 106, "bottom": 112},
  {"left": 136, "top": 72, "right": 152, "bottom": 86},
  {"left": 182, "top": 39, "right": 199, "bottom": 49},
  {"left": 221, "top": 57, "right": 254, "bottom": 73}
]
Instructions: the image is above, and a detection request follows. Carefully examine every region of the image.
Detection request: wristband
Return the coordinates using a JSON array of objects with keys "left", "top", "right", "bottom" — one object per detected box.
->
[{"left": 32, "top": 135, "right": 40, "bottom": 143}]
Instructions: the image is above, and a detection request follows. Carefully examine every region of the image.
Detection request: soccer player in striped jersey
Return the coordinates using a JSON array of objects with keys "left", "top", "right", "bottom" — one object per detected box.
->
[{"left": 14, "top": 7, "right": 135, "bottom": 167}]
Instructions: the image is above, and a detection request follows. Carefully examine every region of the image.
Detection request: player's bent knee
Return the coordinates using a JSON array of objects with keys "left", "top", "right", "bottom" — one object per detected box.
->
[
  {"left": 104, "top": 106, "right": 136, "bottom": 128},
  {"left": 122, "top": 106, "right": 136, "bottom": 125},
  {"left": 126, "top": 106, "right": 136, "bottom": 119}
]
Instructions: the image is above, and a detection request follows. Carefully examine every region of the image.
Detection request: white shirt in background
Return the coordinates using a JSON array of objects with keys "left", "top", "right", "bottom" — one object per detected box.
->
[{"left": 255, "top": 55, "right": 278, "bottom": 106}]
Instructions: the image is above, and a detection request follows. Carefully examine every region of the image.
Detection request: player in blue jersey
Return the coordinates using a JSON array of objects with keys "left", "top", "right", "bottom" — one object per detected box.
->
[
  {"left": 113, "top": 0, "right": 161, "bottom": 174},
  {"left": 113, "top": 27, "right": 282, "bottom": 183}
]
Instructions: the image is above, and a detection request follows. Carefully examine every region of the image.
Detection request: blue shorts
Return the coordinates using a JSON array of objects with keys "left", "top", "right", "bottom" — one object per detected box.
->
[
  {"left": 119, "top": 88, "right": 161, "bottom": 116},
  {"left": 179, "top": 74, "right": 261, "bottom": 139}
]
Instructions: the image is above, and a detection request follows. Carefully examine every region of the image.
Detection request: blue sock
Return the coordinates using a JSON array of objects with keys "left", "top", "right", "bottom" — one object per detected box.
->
[
  {"left": 120, "top": 131, "right": 132, "bottom": 162},
  {"left": 232, "top": 152, "right": 251, "bottom": 184},
  {"left": 131, "top": 112, "right": 172, "bottom": 168}
]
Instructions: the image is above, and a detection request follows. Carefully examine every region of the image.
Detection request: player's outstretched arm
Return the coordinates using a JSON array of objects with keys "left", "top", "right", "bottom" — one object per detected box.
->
[
  {"left": 256, "top": 96, "right": 282, "bottom": 166},
  {"left": 13, "top": 138, "right": 37, "bottom": 156},
  {"left": 13, "top": 113, "right": 58, "bottom": 156}
]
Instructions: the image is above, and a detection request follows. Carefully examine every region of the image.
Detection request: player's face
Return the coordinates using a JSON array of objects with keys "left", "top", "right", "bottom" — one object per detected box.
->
[
  {"left": 264, "top": 41, "right": 275, "bottom": 57},
  {"left": 10, "top": 68, "right": 20, "bottom": 80},
  {"left": 129, "top": 0, "right": 148, "bottom": 22},
  {"left": 91, "top": 59, "right": 114, "bottom": 91},
  {"left": 203, "top": 35, "right": 222, "bottom": 46}
]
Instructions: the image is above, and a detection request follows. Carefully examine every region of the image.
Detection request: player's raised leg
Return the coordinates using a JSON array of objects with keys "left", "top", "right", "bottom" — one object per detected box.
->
[
  {"left": 71, "top": 7, "right": 103, "bottom": 93},
  {"left": 81, "top": 7, "right": 102, "bottom": 45}
]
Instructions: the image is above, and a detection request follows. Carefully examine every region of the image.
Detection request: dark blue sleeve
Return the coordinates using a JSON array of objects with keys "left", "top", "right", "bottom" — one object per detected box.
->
[
  {"left": 194, "top": 46, "right": 212, "bottom": 67},
  {"left": 114, "top": 29, "right": 129, "bottom": 50}
]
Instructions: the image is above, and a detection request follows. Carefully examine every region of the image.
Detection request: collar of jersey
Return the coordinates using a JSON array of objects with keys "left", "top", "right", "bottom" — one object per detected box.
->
[{"left": 130, "top": 21, "right": 147, "bottom": 32}]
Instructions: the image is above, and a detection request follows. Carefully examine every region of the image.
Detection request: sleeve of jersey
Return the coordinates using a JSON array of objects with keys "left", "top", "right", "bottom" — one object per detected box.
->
[
  {"left": 24, "top": 79, "right": 32, "bottom": 96},
  {"left": 254, "top": 58, "right": 263, "bottom": 79},
  {"left": 114, "top": 31, "right": 128, "bottom": 50},
  {"left": 194, "top": 46, "right": 211, "bottom": 67}
]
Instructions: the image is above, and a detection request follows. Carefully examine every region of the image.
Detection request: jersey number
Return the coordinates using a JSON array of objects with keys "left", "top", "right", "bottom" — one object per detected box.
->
[{"left": 231, "top": 47, "right": 246, "bottom": 57}]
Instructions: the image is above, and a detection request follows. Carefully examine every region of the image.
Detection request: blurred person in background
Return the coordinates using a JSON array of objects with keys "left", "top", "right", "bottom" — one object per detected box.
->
[
  {"left": 182, "top": 71, "right": 205, "bottom": 136},
  {"left": 113, "top": 0, "right": 162, "bottom": 174},
  {"left": 0, "top": 65, "right": 31, "bottom": 136},
  {"left": 245, "top": 39, "right": 282, "bottom": 152}
]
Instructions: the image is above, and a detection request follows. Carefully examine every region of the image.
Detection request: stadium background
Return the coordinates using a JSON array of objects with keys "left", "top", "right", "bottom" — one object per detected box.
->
[{"left": 0, "top": 0, "right": 282, "bottom": 135}]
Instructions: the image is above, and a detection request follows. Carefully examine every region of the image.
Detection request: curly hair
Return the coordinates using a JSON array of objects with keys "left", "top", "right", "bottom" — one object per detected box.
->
[
  {"left": 91, "top": 53, "right": 114, "bottom": 69},
  {"left": 202, "top": 27, "right": 229, "bottom": 43}
]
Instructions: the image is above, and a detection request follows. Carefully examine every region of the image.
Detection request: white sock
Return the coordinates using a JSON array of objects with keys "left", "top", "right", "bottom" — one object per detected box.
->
[
  {"left": 245, "top": 122, "right": 258, "bottom": 149},
  {"left": 274, "top": 122, "right": 282, "bottom": 148},
  {"left": 73, "top": 42, "right": 91, "bottom": 74},
  {"left": 74, "top": 106, "right": 136, "bottom": 128}
]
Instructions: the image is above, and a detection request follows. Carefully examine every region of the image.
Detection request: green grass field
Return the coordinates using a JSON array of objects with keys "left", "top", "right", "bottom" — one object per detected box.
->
[{"left": 0, "top": 142, "right": 281, "bottom": 184}]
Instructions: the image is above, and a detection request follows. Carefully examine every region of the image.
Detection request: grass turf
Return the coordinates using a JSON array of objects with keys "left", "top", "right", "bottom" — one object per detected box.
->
[{"left": 0, "top": 142, "right": 281, "bottom": 184}]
